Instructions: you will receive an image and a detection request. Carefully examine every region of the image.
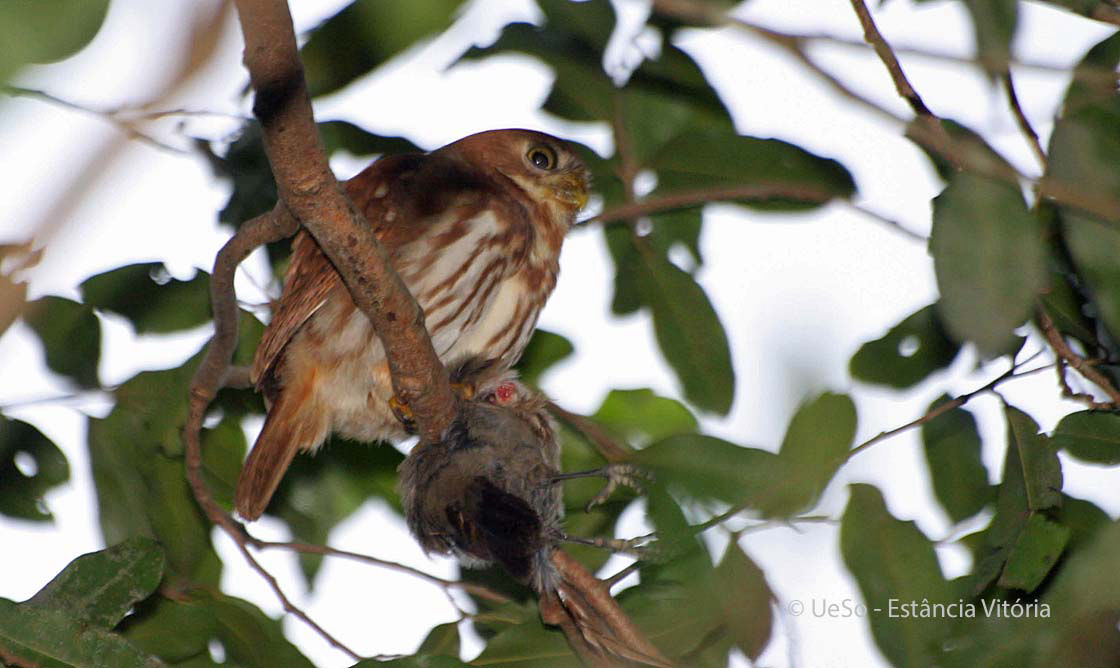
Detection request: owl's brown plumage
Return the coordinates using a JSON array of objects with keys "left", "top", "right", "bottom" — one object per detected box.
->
[{"left": 235, "top": 129, "right": 589, "bottom": 521}]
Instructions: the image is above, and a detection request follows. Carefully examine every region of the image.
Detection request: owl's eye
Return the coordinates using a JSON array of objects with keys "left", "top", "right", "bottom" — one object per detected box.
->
[{"left": 527, "top": 145, "right": 557, "bottom": 170}]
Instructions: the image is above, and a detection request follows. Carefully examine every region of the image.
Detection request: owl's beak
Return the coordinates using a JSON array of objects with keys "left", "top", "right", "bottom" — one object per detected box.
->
[{"left": 553, "top": 171, "right": 590, "bottom": 210}]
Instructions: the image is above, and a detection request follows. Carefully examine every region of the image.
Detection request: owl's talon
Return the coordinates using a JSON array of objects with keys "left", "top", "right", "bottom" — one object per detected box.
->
[
  {"left": 550, "top": 463, "right": 652, "bottom": 511},
  {"left": 389, "top": 395, "right": 417, "bottom": 434}
]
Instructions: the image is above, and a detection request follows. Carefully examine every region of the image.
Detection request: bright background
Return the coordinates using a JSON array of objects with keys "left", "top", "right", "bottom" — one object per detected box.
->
[{"left": 1, "top": 1, "right": 1116, "bottom": 666}]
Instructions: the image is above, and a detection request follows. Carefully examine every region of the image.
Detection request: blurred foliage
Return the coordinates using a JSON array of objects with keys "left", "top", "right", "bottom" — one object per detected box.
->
[
  {"left": 5, "top": 1, "right": 1120, "bottom": 667},
  {"left": 0, "top": 0, "right": 110, "bottom": 84}
]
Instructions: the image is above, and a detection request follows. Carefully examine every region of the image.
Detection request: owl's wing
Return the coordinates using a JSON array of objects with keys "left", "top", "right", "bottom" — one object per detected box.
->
[{"left": 250, "top": 153, "right": 435, "bottom": 389}]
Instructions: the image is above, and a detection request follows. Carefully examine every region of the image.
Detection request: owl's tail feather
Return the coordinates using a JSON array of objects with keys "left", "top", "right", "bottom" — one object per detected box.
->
[
  {"left": 234, "top": 387, "right": 328, "bottom": 521},
  {"left": 542, "top": 549, "right": 674, "bottom": 668}
]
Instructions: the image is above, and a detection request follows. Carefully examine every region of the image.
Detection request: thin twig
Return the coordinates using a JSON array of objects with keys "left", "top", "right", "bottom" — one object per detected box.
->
[
  {"left": 652, "top": 0, "right": 1120, "bottom": 224},
  {"left": 844, "top": 351, "right": 1050, "bottom": 462},
  {"left": 1000, "top": 72, "right": 1047, "bottom": 170},
  {"left": 1037, "top": 306, "right": 1120, "bottom": 409},
  {"left": 584, "top": 183, "right": 837, "bottom": 227},
  {"left": 253, "top": 539, "right": 512, "bottom": 604}
]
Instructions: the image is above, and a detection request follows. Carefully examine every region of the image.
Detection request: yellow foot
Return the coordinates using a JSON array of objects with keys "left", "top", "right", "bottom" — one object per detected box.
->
[{"left": 389, "top": 395, "right": 416, "bottom": 434}]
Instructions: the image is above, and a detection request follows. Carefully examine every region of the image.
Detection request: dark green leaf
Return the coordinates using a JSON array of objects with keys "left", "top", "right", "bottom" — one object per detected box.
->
[
  {"left": 649, "top": 130, "right": 856, "bottom": 207},
  {"left": 416, "top": 621, "right": 460, "bottom": 658},
  {"left": 301, "top": 0, "right": 466, "bottom": 97},
  {"left": 1039, "top": 251, "right": 1099, "bottom": 348},
  {"left": 714, "top": 541, "right": 774, "bottom": 660},
  {"left": 634, "top": 434, "right": 781, "bottom": 507},
  {"left": 638, "top": 250, "right": 735, "bottom": 414},
  {"left": 1005, "top": 406, "right": 1063, "bottom": 512},
  {"left": 23, "top": 295, "right": 101, "bottom": 388},
  {"left": 593, "top": 388, "right": 697, "bottom": 445},
  {"left": 841, "top": 484, "right": 954, "bottom": 668},
  {"left": 0, "top": 0, "right": 109, "bottom": 80},
  {"left": 88, "top": 352, "right": 221, "bottom": 586},
  {"left": 0, "top": 598, "right": 163, "bottom": 668},
  {"left": 1052, "top": 410, "right": 1120, "bottom": 465},
  {"left": 1040, "top": 520, "right": 1120, "bottom": 668},
  {"left": 851, "top": 304, "right": 961, "bottom": 389},
  {"left": 963, "top": 0, "right": 1018, "bottom": 75},
  {"left": 514, "top": 329, "right": 574, "bottom": 386},
  {"left": 922, "top": 397, "right": 992, "bottom": 522},
  {"left": 81, "top": 263, "right": 211, "bottom": 334},
  {"left": 762, "top": 392, "right": 857, "bottom": 517},
  {"left": 28, "top": 537, "right": 164, "bottom": 629},
  {"left": 1048, "top": 33, "right": 1120, "bottom": 341},
  {"left": 120, "top": 595, "right": 216, "bottom": 663},
  {"left": 972, "top": 406, "right": 1062, "bottom": 593},
  {"left": 1056, "top": 493, "right": 1111, "bottom": 550},
  {"left": 469, "top": 605, "right": 580, "bottom": 667},
  {"left": 0, "top": 416, "right": 69, "bottom": 521},
  {"left": 206, "top": 593, "right": 316, "bottom": 668},
  {"left": 930, "top": 171, "right": 1045, "bottom": 357},
  {"left": 998, "top": 514, "right": 1070, "bottom": 591}
]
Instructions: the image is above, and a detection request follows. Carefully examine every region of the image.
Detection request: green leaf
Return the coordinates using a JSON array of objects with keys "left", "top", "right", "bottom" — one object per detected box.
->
[
  {"left": 1052, "top": 410, "right": 1120, "bottom": 465},
  {"left": 638, "top": 250, "right": 735, "bottom": 414},
  {"left": 0, "top": 598, "right": 164, "bottom": 668},
  {"left": 206, "top": 594, "right": 316, "bottom": 668},
  {"left": 301, "top": 0, "right": 466, "bottom": 97},
  {"left": 1047, "top": 33, "right": 1120, "bottom": 341},
  {"left": 998, "top": 514, "right": 1071, "bottom": 591},
  {"left": 634, "top": 434, "right": 782, "bottom": 507},
  {"left": 963, "top": 0, "right": 1018, "bottom": 75},
  {"left": 23, "top": 295, "right": 101, "bottom": 388},
  {"left": 714, "top": 541, "right": 774, "bottom": 660},
  {"left": 1040, "top": 520, "right": 1120, "bottom": 668},
  {"left": 972, "top": 406, "right": 1063, "bottom": 593},
  {"left": 922, "top": 397, "right": 992, "bottom": 522},
  {"left": 469, "top": 607, "right": 580, "bottom": 667},
  {"left": 851, "top": 304, "right": 960, "bottom": 389},
  {"left": 841, "top": 484, "right": 954, "bottom": 668},
  {"left": 0, "top": 0, "right": 109, "bottom": 81},
  {"left": 416, "top": 621, "right": 460, "bottom": 658},
  {"left": 593, "top": 388, "right": 697, "bottom": 445},
  {"left": 1005, "top": 406, "right": 1063, "bottom": 512},
  {"left": 0, "top": 415, "right": 69, "bottom": 521},
  {"left": 761, "top": 392, "right": 857, "bottom": 517},
  {"left": 649, "top": 129, "right": 857, "bottom": 207},
  {"left": 27, "top": 537, "right": 165, "bottom": 629},
  {"left": 81, "top": 263, "right": 211, "bottom": 334},
  {"left": 88, "top": 352, "right": 221, "bottom": 586},
  {"left": 1056, "top": 493, "right": 1111, "bottom": 550},
  {"left": 514, "top": 329, "right": 574, "bottom": 386},
  {"left": 930, "top": 171, "right": 1045, "bottom": 357}
]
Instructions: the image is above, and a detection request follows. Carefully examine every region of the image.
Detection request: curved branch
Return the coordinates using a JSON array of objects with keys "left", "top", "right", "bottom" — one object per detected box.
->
[{"left": 232, "top": 0, "right": 454, "bottom": 443}]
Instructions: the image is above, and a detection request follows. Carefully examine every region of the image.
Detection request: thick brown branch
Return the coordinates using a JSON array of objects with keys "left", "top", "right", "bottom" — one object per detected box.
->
[{"left": 232, "top": 0, "right": 454, "bottom": 444}]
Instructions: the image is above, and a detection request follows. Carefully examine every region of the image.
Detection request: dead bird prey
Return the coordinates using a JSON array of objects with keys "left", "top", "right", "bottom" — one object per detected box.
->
[{"left": 398, "top": 359, "right": 670, "bottom": 667}]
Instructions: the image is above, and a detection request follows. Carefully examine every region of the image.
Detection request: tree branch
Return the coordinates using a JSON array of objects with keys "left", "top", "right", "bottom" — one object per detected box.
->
[
  {"left": 1037, "top": 306, "right": 1120, "bottom": 409},
  {"left": 232, "top": 0, "right": 455, "bottom": 444}
]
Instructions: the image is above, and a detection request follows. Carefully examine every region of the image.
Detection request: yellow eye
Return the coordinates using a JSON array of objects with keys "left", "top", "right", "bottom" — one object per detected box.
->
[{"left": 527, "top": 145, "right": 557, "bottom": 170}]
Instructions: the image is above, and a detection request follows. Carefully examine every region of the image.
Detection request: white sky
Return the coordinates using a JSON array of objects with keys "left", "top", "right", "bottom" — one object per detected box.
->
[{"left": 0, "top": 1, "right": 1117, "bottom": 666}]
